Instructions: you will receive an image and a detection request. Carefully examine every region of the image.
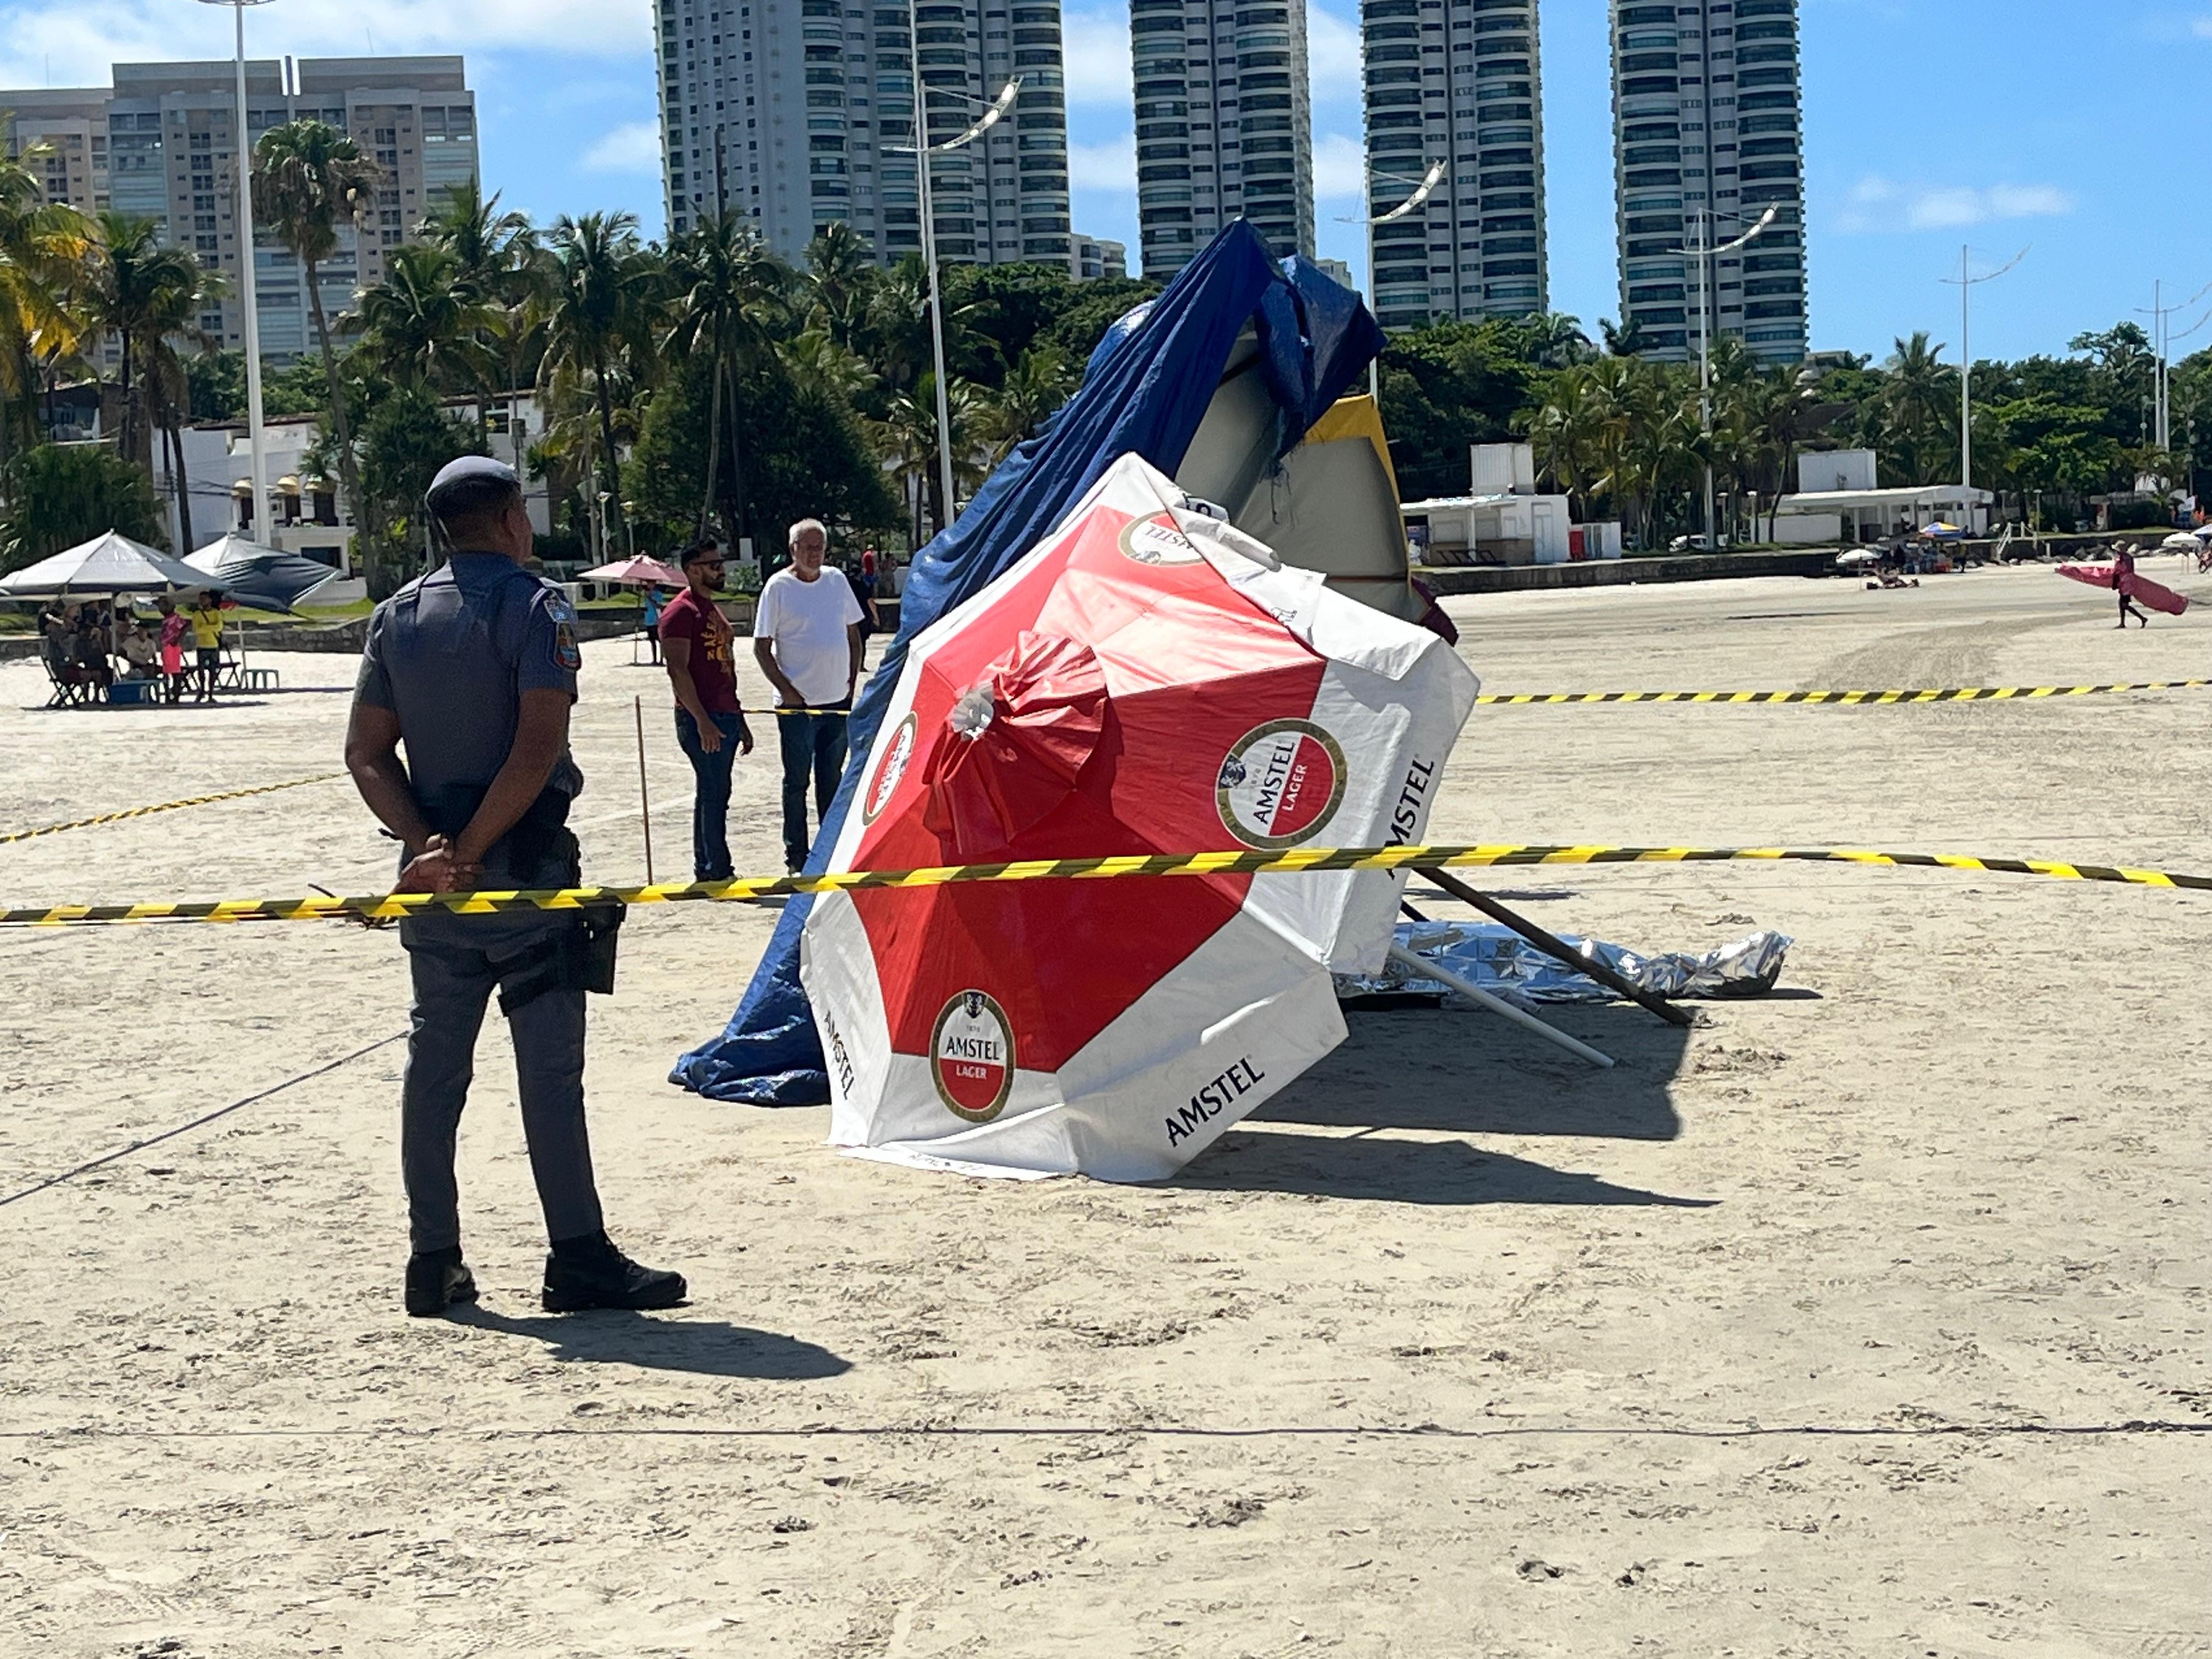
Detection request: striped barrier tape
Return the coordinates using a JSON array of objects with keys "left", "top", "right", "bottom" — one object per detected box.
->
[
  {"left": 0, "top": 774, "right": 345, "bottom": 848},
  {"left": 1474, "top": 680, "right": 2212, "bottom": 707},
  {"left": 4, "top": 841, "right": 2208, "bottom": 928}
]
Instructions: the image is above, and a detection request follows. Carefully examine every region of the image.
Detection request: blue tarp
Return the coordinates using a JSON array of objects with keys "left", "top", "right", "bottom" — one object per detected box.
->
[{"left": 670, "top": 222, "right": 1385, "bottom": 1104}]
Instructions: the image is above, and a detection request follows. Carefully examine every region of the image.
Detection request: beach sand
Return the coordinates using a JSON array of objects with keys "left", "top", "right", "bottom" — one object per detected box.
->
[{"left": 2, "top": 561, "right": 2206, "bottom": 1656}]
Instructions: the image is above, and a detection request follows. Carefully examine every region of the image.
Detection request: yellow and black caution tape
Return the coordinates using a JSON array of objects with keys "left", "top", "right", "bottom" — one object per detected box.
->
[
  {"left": 0, "top": 774, "right": 345, "bottom": 848},
  {"left": 1476, "top": 680, "right": 2211, "bottom": 707},
  {"left": 5, "top": 842, "right": 2208, "bottom": 929}
]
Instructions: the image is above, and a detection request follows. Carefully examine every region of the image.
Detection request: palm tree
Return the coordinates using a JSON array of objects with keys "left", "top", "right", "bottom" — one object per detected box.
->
[
  {"left": 802, "top": 222, "right": 874, "bottom": 352},
  {"left": 982, "top": 346, "right": 1075, "bottom": 462},
  {"left": 0, "top": 142, "right": 95, "bottom": 463},
  {"left": 253, "top": 120, "right": 380, "bottom": 571},
  {"left": 416, "top": 179, "right": 532, "bottom": 303},
  {"left": 543, "top": 211, "right": 661, "bottom": 549},
  {"left": 347, "top": 243, "right": 498, "bottom": 396},
  {"left": 86, "top": 213, "right": 220, "bottom": 545},
  {"left": 1883, "top": 331, "right": 1954, "bottom": 486},
  {"left": 881, "top": 372, "right": 982, "bottom": 541},
  {"left": 665, "top": 215, "right": 784, "bottom": 544}
]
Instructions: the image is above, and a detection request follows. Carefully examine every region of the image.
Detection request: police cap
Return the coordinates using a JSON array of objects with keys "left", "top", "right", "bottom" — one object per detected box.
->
[{"left": 426, "top": 454, "right": 522, "bottom": 522}]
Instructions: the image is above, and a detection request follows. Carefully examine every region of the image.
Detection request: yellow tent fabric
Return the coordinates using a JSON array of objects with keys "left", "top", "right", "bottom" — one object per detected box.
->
[{"left": 1302, "top": 393, "right": 1402, "bottom": 502}]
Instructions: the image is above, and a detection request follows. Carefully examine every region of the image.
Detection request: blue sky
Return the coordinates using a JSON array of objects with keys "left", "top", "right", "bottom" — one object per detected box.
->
[{"left": 6, "top": 0, "right": 2210, "bottom": 362}]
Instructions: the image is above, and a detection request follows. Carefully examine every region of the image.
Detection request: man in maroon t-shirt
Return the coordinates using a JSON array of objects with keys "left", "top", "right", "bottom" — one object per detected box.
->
[{"left": 659, "top": 541, "right": 755, "bottom": 879}]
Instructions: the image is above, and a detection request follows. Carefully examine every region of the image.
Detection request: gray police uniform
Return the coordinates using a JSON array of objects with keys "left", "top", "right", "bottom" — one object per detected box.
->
[{"left": 356, "top": 550, "right": 603, "bottom": 1255}]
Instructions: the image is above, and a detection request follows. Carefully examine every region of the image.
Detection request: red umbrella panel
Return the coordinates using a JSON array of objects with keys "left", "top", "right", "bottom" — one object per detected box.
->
[{"left": 800, "top": 453, "right": 1481, "bottom": 1180}]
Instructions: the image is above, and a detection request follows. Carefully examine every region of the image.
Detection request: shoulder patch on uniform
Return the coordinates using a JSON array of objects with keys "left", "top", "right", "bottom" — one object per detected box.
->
[{"left": 554, "top": 620, "right": 582, "bottom": 672}]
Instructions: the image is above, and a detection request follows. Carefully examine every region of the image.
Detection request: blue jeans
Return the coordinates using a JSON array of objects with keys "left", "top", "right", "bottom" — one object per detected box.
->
[
  {"left": 776, "top": 704, "right": 848, "bottom": 870},
  {"left": 676, "top": 708, "right": 748, "bottom": 880}
]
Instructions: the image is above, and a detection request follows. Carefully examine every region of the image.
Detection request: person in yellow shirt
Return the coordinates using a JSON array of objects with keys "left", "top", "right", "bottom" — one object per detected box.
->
[{"left": 185, "top": 590, "right": 232, "bottom": 703}]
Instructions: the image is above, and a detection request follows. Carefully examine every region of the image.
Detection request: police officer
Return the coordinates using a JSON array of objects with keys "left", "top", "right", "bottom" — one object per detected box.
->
[{"left": 345, "top": 455, "right": 686, "bottom": 1318}]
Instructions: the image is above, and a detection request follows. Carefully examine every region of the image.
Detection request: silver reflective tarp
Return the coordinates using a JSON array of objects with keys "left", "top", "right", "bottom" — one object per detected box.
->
[{"left": 1338, "top": 921, "right": 1793, "bottom": 1007}]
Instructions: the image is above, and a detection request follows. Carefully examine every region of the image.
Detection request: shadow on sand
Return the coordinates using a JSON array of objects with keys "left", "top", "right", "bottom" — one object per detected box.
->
[
  {"left": 450, "top": 1307, "right": 853, "bottom": 1380},
  {"left": 1178, "top": 1002, "right": 1708, "bottom": 1207}
]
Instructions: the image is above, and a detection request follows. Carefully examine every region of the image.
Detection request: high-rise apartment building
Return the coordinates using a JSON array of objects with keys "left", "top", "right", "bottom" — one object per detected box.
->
[
  {"left": 0, "top": 58, "right": 478, "bottom": 364},
  {"left": 1610, "top": 0, "right": 1806, "bottom": 364},
  {"left": 1130, "top": 0, "right": 1316, "bottom": 277},
  {"left": 657, "top": 0, "right": 1074, "bottom": 274},
  {"left": 1360, "top": 0, "right": 1546, "bottom": 331}
]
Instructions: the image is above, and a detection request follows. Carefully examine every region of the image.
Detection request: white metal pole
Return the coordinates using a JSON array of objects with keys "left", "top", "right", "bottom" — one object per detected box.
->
[
  {"left": 1699, "top": 211, "right": 1715, "bottom": 548},
  {"left": 1959, "top": 245, "right": 1971, "bottom": 500},
  {"left": 233, "top": 1, "right": 268, "bottom": 548},
  {"left": 909, "top": 0, "right": 956, "bottom": 537},
  {"left": 1387, "top": 945, "right": 1615, "bottom": 1070}
]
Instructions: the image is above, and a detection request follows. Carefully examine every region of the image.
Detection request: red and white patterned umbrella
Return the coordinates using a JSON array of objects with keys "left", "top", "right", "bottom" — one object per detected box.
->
[{"left": 802, "top": 454, "right": 1480, "bottom": 1180}]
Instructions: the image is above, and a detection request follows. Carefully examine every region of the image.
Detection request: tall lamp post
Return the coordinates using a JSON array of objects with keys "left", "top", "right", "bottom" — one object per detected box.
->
[
  {"left": 198, "top": 0, "right": 276, "bottom": 546},
  {"left": 901, "top": 6, "right": 1018, "bottom": 537},
  {"left": 1942, "top": 244, "right": 2026, "bottom": 526},
  {"left": 2136, "top": 278, "right": 2212, "bottom": 455},
  {"left": 1348, "top": 160, "right": 1446, "bottom": 400},
  {"left": 1667, "top": 204, "right": 1775, "bottom": 549}
]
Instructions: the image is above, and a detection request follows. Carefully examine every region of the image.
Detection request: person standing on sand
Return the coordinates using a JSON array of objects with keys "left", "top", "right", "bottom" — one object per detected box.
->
[
  {"left": 345, "top": 454, "right": 687, "bottom": 1320},
  {"left": 659, "top": 539, "right": 755, "bottom": 881},
  {"left": 155, "top": 595, "right": 188, "bottom": 703},
  {"left": 2114, "top": 544, "right": 2150, "bottom": 629},
  {"left": 754, "top": 517, "right": 864, "bottom": 873}
]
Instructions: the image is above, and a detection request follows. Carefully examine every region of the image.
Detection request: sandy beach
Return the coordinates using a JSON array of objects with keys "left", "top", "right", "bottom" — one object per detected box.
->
[{"left": 2, "top": 560, "right": 2207, "bottom": 1657}]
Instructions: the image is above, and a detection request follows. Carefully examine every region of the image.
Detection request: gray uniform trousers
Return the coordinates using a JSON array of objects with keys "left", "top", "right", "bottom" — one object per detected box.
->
[{"left": 397, "top": 834, "right": 605, "bottom": 1254}]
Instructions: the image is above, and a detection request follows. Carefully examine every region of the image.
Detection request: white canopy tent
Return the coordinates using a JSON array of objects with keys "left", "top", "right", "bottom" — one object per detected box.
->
[{"left": 0, "top": 532, "right": 206, "bottom": 597}]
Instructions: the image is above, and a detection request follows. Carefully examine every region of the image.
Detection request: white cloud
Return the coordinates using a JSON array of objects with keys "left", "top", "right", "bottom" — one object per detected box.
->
[
  {"left": 0, "top": 0, "right": 649, "bottom": 89},
  {"left": 2196, "top": 16, "right": 2212, "bottom": 38},
  {"left": 1307, "top": 1, "right": 1363, "bottom": 105},
  {"left": 1062, "top": 7, "right": 1132, "bottom": 108},
  {"left": 580, "top": 120, "right": 662, "bottom": 176},
  {"left": 1312, "top": 132, "right": 1366, "bottom": 201},
  {"left": 1069, "top": 133, "right": 1135, "bottom": 193},
  {"left": 1835, "top": 176, "right": 2075, "bottom": 234}
]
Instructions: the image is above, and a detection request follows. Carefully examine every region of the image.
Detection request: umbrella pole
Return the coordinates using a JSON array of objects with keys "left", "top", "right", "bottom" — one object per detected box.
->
[
  {"left": 1387, "top": 944, "right": 1615, "bottom": 1070},
  {"left": 1415, "top": 865, "right": 1694, "bottom": 1030},
  {"left": 634, "top": 694, "right": 654, "bottom": 885}
]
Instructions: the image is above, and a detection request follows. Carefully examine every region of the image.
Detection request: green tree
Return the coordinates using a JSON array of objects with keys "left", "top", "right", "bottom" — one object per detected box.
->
[
  {"left": 348, "top": 242, "right": 498, "bottom": 396},
  {"left": 358, "top": 382, "right": 488, "bottom": 573},
  {"left": 983, "top": 345, "right": 1076, "bottom": 462},
  {"left": 664, "top": 215, "right": 785, "bottom": 545},
  {"left": 85, "top": 213, "right": 219, "bottom": 547},
  {"left": 543, "top": 211, "right": 662, "bottom": 550},
  {"left": 0, "top": 440, "right": 167, "bottom": 571},
  {"left": 0, "top": 138, "right": 95, "bottom": 461},
  {"left": 625, "top": 348, "right": 897, "bottom": 557},
  {"left": 1377, "top": 319, "right": 1537, "bottom": 500},
  {"left": 1881, "top": 331, "right": 1956, "bottom": 485},
  {"left": 253, "top": 120, "right": 380, "bottom": 583}
]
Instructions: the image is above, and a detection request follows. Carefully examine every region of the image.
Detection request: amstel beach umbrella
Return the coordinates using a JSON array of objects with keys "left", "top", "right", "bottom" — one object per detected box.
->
[{"left": 799, "top": 453, "right": 1480, "bottom": 1181}]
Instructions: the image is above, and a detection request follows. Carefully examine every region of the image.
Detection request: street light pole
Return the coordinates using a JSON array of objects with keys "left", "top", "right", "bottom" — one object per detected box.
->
[
  {"left": 1666, "top": 205, "right": 1774, "bottom": 549},
  {"left": 902, "top": 6, "right": 1017, "bottom": 539},
  {"left": 1943, "top": 244, "right": 2027, "bottom": 523},
  {"left": 1346, "top": 160, "right": 1446, "bottom": 403},
  {"left": 2136, "top": 278, "right": 2212, "bottom": 456},
  {"left": 200, "top": 0, "right": 277, "bottom": 546}
]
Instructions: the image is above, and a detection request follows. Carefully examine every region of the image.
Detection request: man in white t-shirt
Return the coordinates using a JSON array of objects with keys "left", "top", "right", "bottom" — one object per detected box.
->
[{"left": 754, "top": 517, "right": 866, "bottom": 871}]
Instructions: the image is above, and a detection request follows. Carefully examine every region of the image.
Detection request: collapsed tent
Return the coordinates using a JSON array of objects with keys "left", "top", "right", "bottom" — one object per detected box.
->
[
  {"left": 800, "top": 454, "right": 1477, "bottom": 1180},
  {"left": 673, "top": 222, "right": 1384, "bottom": 1104}
]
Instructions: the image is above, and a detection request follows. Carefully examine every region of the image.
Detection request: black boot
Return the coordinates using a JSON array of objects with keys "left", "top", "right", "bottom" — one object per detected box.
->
[
  {"left": 404, "top": 1246, "right": 479, "bottom": 1317},
  {"left": 543, "top": 1231, "right": 687, "bottom": 1313}
]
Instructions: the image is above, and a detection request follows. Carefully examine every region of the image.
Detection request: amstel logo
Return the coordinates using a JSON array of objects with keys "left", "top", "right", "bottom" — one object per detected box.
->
[
  {"left": 1216, "top": 718, "right": 1348, "bottom": 850},
  {"left": 1116, "top": 510, "right": 1205, "bottom": 567},
  {"left": 930, "top": 989, "right": 1015, "bottom": 1122},
  {"left": 860, "top": 712, "right": 918, "bottom": 825}
]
